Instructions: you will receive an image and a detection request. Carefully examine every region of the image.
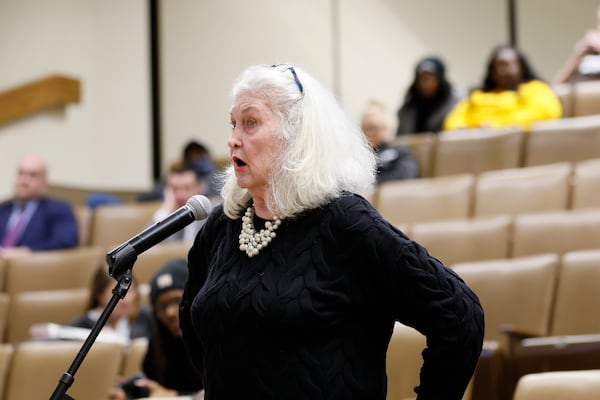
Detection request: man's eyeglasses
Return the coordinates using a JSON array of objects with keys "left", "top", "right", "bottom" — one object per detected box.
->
[{"left": 271, "top": 64, "right": 304, "bottom": 94}]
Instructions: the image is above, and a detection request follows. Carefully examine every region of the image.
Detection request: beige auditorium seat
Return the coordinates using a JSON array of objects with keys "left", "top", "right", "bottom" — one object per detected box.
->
[
  {"left": 552, "top": 82, "right": 575, "bottom": 118},
  {"left": 432, "top": 127, "right": 524, "bottom": 177},
  {"left": 73, "top": 204, "right": 93, "bottom": 247},
  {"left": 391, "top": 133, "right": 437, "bottom": 178},
  {"left": 472, "top": 162, "right": 572, "bottom": 218},
  {"left": 0, "top": 293, "right": 9, "bottom": 343},
  {"left": 6, "top": 288, "right": 89, "bottom": 343},
  {"left": 377, "top": 174, "right": 474, "bottom": 226},
  {"left": 571, "top": 158, "right": 600, "bottom": 209},
  {"left": 511, "top": 208, "right": 600, "bottom": 257},
  {"left": 3, "top": 340, "right": 125, "bottom": 400},
  {"left": 523, "top": 114, "right": 600, "bottom": 167},
  {"left": 0, "top": 343, "right": 14, "bottom": 398},
  {"left": 451, "top": 254, "right": 559, "bottom": 343},
  {"left": 133, "top": 241, "right": 191, "bottom": 286},
  {"left": 410, "top": 215, "right": 512, "bottom": 266},
  {"left": 3, "top": 246, "right": 103, "bottom": 296},
  {"left": 120, "top": 337, "right": 148, "bottom": 378},
  {"left": 573, "top": 80, "right": 600, "bottom": 117},
  {"left": 513, "top": 370, "right": 600, "bottom": 400},
  {"left": 90, "top": 201, "right": 161, "bottom": 251}
]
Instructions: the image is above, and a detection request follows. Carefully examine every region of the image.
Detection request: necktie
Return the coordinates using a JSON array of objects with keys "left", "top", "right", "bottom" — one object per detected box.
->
[{"left": 2, "top": 206, "right": 27, "bottom": 247}]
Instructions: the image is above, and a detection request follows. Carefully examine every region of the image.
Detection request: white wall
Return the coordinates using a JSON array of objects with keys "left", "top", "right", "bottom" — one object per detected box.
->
[
  {"left": 0, "top": 0, "right": 151, "bottom": 200},
  {"left": 0, "top": 0, "right": 596, "bottom": 201}
]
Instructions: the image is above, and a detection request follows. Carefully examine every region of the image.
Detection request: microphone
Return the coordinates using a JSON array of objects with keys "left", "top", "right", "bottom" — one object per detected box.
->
[{"left": 107, "top": 194, "right": 212, "bottom": 279}]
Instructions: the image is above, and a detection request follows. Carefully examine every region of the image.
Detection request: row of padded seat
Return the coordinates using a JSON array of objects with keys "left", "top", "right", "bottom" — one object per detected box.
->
[
  {"left": 451, "top": 250, "right": 600, "bottom": 400},
  {"left": 0, "top": 338, "right": 147, "bottom": 400},
  {"left": 394, "top": 113, "right": 600, "bottom": 178},
  {"left": 553, "top": 80, "right": 600, "bottom": 118},
  {"left": 370, "top": 158, "right": 600, "bottom": 226}
]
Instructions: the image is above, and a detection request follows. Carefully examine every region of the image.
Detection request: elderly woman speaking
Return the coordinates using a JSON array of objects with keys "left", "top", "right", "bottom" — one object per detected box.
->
[{"left": 180, "top": 64, "right": 484, "bottom": 400}]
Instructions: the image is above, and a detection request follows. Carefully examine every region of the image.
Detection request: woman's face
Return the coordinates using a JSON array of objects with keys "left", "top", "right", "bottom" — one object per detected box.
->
[
  {"left": 154, "top": 289, "right": 183, "bottom": 337},
  {"left": 492, "top": 48, "right": 523, "bottom": 90},
  {"left": 228, "top": 93, "right": 282, "bottom": 198},
  {"left": 416, "top": 70, "right": 440, "bottom": 98}
]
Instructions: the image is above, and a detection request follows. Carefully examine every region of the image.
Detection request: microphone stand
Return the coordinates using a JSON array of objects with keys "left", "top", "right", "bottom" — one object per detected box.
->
[{"left": 49, "top": 248, "right": 137, "bottom": 400}]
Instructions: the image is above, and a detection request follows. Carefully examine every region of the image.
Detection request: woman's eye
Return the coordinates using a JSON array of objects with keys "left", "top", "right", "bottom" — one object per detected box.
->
[
  {"left": 230, "top": 120, "right": 236, "bottom": 129},
  {"left": 247, "top": 119, "right": 256, "bottom": 128}
]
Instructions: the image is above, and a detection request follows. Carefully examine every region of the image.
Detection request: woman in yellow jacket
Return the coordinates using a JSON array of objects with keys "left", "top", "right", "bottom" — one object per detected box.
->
[{"left": 443, "top": 45, "right": 562, "bottom": 130}]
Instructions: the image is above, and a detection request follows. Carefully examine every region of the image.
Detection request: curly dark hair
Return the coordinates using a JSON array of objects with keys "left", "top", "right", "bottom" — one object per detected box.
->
[{"left": 481, "top": 44, "right": 539, "bottom": 92}]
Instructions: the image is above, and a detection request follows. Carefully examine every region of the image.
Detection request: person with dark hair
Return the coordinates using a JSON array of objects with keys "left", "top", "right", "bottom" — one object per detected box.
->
[
  {"left": 111, "top": 259, "right": 204, "bottom": 399},
  {"left": 180, "top": 64, "right": 484, "bottom": 400},
  {"left": 443, "top": 44, "right": 562, "bottom": 130},
  {"left": 396, "top": 56, "right": 462, "bottom": 135}
]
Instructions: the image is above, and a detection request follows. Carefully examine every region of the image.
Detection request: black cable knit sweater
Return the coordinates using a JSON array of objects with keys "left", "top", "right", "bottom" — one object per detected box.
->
[{"left": 180, "top": 193, "right": 484, "bottom": 400}]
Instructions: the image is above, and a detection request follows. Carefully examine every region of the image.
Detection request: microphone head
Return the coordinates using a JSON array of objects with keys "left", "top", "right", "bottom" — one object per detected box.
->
[{"left": 186, "top": 195, "right": 213, "bottom": 220}]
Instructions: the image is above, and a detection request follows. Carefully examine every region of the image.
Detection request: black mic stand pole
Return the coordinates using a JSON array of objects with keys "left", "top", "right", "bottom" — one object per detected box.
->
[{"left": 49, "top": 245, "right": 138, "bottom": 400}]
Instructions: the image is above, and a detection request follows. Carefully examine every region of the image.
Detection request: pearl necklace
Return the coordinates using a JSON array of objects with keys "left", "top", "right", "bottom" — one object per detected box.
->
[{"left": 239, "top": 206, "right": 283, "bottom": 257}]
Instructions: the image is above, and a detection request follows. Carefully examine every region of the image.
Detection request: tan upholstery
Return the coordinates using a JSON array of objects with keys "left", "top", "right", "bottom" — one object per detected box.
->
[
  {"left": 452, "top": 254, "right": 559, "bottom": 343},
  {"left": 0, "top": 343, "right": 14, "bottom": 399},
  {"left": 377, "top": 174, "right": 474, "bottom": 225},
  {"left": 0, "top": 293, "right": 9, "bottom": 343},
  {"left": 134, "top": 240, "right": 191, "bottom": 285},
  {"left": 391, "top": 133, "right": 437, "bottom": 178},
  {"left": 73, "top": 204, "right": 93, "bottom": 247},
  {"left": 410, "top": 215, "right": 511, "bottom": 266},
  {"left": 573, "top": 80, "right": 600, "bottom": 117},
  {"left": 120, "top": 337, "right": 148, "bottom": 378},
  {"left": 3, "top": 340, "right": 124, "bottom": 400},
  {"left": 90, "top": 201, "right": 161, "bottom": 251},
  {"left": 6, "top": 288, "right": 89, "bottom": 343},
  {"left": 386, "top": 322, "right": 426, "bottom": 400},
  {"left": 3, "top": 246, "right": 103, "bottom": 296},
  {"left": 432, "top": 127, "right": 524, "bottom": 177},
  {"left": 511, "top": 208, "right": 600, "bottom": 257},
  {"left": 552, "top": 83, "right": 575, "bottom": 118},
  {"left": 572, "top": 158, "right": 600, "bottom": 209},
  {"left": 551, "top": 250, "right": 600, "bottom": 336},
  {"left": 513, "top": 370, "right": 600, "bottom": 400},
  {"left": 524, "top": 115, "right": 600, "bottom": 167},
  {"left": 473, "top": 162, "right": 571, "bottom": 218}
]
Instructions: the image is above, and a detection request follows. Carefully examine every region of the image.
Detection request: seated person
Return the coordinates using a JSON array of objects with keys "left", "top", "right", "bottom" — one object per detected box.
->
[
  {"left": 396, "top": 56, "right": 462, "bottom": 135},
  {"left": 111, "top": 259, "right": 204, "bottom": 399},
  {"left": 443, "top": 44, "right": 562, "bottom": 131},
  {"left": 67, "top": 265, "right": 154, "bottom": 341},
  {"left": 0, "top": 154, "right": 78, "bottom": 259},
  {"left": 150, "top": 165, "right": 208, "bottom": 243},
  {"left": 361, "top": 100, "right": 419, "bottom": 183}
]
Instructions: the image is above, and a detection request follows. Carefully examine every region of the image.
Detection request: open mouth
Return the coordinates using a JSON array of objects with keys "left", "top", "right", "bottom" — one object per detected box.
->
[{"left": 233, "top": 156, "right": 247, "bottom": 167}]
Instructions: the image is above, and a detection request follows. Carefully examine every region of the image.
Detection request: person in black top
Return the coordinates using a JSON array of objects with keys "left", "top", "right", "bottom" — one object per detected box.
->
[
  {"left": 396, "top": 56, "right": 462, "bottom": 135},
  {"left": 113, "top": 259, "right": 203, "bottom": 399},
  {"left": 180, "top": 64, "right": 484, "bottom": 400},
  {"left": 361, "top": 99, "right": 419, "bottom": 182}
]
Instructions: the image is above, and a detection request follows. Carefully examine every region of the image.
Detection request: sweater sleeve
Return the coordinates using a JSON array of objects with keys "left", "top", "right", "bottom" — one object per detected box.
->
[
  {"left": 511, "top": 80, "right": 563, "bottom": 127},
  {"left": 336, "top": 196, "right": 485, "bottom": 400}
]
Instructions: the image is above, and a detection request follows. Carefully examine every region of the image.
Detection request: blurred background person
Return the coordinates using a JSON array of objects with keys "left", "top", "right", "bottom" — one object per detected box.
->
[
  {"left": 0, "top": 154, "right": 78, "bottom": 259},
  {"left": 396, "top": 56, "right": 462, "bottom": 135},
  {"left": 361, "top": 100, "right": 419, "bottom": 183},
  {"left": 111, "top": 258, "right": 204, "bottom": 399},
  {"left": 149, "top": 164, "right": 208, "bottom": 243},
  {"left": 67, "top": 265, "right": 154, "bottom": 342},
  {"left": 443, "top": 44, "right": 562, "bottom": 131}
]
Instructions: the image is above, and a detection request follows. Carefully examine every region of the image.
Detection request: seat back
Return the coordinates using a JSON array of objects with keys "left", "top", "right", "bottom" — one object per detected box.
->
[
  {"left": 391, "top": 133, "right": 437, "bottom": 178},
  {"left": 432, "top": 127, "right": 524, "bottom": 177},
  {"left": 0, "top": 293, "right": 10, "bottom": 343},
  {"left": 473, "top": 163, "right": 571, "bottom": 218},
  {"left": 73, "top": 204, "right": 93, "bottom": 247},
  {"left": 3, "top": 340, "right": 124, "bottom": 400},
  {"left": 377, "top": 174, "right": 474, "bottom": 225},
  {"left": 524, "top": 115, "right": 600, "bottom": 167},
  {"left": 0, "top": 343, "right": 14, "bottom": 399},
  {"left": 513, "top": 370, "right": 600, "bottom": 400},
  {"left": 120, "top": 337, "right": 148, "bottom": 378},
  {"left": 571, "top": 158, "right": 600, "bottom": 209},
  {"left": 90, "top": 201, "right": 161, "bottom": 251},
  {"left": 6, "top": 289, "right": 89, "bottom": 343},
  {"left": 573, "top": 80, "right": 600, "bottom": 117},
  {"left": 134, "top": 241, "right": 191, "bottom": 286},
  {"left": 4, "top": 246, "right": 103, "bottom": 296},
  {"left": 511, "top": 209, "right": 600, "bottom": 258},
  {"left": 551, "top": 250, "right": 600, "bottom": 336},
  {"left": 410, "top": 215, "right": 511, "bottom": 266},
  {"left": 452, "top": 254, "right": 559, "bottom": 342},
  {"left": 551, "top": 83, "right": 575, "bottom": 118},
  {"left": 386, "top": 322, "right": 426, "bottom": 400}
]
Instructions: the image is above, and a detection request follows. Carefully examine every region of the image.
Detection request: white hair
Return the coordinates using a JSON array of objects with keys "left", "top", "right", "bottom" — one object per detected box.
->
[{"left": 222, "top": 64, "right": 376, "bottom": 219}]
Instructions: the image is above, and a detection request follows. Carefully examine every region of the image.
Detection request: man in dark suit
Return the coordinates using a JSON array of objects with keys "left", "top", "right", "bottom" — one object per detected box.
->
[{"left": 0, "top": 154, "right": 78, "bottom": 258}]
